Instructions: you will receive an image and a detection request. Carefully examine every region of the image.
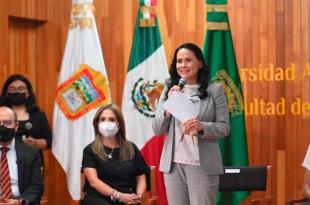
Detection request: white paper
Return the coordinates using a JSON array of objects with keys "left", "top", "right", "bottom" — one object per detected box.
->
[{"left": 163, "top": 92, "right": 199, "bottom": 122}]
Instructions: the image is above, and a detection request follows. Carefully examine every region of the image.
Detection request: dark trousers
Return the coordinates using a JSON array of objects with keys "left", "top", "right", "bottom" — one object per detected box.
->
[{"left": 80, "top": 194, "right": 125, "bottom": 205}]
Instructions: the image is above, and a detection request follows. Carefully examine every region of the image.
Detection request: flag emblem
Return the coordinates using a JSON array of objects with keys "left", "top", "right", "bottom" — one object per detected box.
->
[
  {"left": 55, "top": 64, "right": 109, "bottom": 120},
  {"left": 131, "top": 78, "right": 164, "bottom": 118},
  {"left": 211, "top": 70, "right": 244, "bottom": 116}
]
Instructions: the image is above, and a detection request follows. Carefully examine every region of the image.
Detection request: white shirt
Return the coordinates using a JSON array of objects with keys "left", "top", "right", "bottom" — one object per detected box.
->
[
  {"left": 302, "top": 145, "right": 310, "bottom": 170},
  {"left": 0, "top": 138, "right": 20, "bottom": 197},
  {"left": 173, "top": 84, "right": 201, "bottom": 166}
]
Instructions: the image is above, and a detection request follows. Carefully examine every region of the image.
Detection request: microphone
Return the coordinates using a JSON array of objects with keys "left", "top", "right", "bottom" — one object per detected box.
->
[
  {"left": 22, "top": 122, "right": 33, "bottom": 140},
  {"left": 178, "top": 78, "right": 187, "bottom": 90}
]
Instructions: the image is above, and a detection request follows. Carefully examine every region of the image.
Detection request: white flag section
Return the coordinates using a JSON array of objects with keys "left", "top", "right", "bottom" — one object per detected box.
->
[
  {"left": 122, "top": 46, "right": 169, "bottom": 149},
  {"left": 52, "top": 0, "right": 110, "bottom": 200}
]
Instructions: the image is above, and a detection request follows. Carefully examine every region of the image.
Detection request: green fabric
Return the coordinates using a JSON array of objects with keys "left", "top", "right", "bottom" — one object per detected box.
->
[
  {"left": 127, "top": 4, "right": 162, "bottom": 71},
  {"left": 203, "top": 1, "right": 250, "bottom": 205},
  {"left": 206, "top": 0, "right": 227, "bottom": 4},
  {"left": 207, "top": 12, "right": 228, "bottom": 22}
]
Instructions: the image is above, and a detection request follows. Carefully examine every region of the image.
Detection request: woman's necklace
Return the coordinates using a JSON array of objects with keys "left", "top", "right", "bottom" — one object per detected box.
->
[{"left": 103, "top": 147, "right": 114, "bottom": 159}]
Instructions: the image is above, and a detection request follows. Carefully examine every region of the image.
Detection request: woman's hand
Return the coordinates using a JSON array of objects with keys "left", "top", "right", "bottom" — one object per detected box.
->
[
  {"left": 23, "top": 137, "right": 47, "bottom": 150},
  {"left": 0, "top": 198, "right": 21, "bottom": 205},
  {"left": 23, "top": 136, "right": 36, "bottom": 146},
  {"left": 168, "top": 85, "right": 182, "bottom": 97},
  {"left": 183, "top": 118, "right": 203, "bottom": 135},
  {"left": 120, "top": 193, "right": 141, "bottom": 204}
]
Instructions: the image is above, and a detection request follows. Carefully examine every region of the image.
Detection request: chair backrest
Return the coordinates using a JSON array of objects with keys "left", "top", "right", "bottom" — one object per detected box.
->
[{"left": 219, "top": 166, "right": 267, "bottom": 191}]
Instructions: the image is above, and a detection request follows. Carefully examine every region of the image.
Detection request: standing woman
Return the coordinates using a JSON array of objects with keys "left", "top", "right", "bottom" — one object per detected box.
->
[
  {"left": 152, "top": 43, "right": 230, "bottom": 205},
  {"left": 0, "top": 74, "right": 52, "bottom": 151},
  {"left": 81, "top": 104, "right": 148, "bottom": 205}
]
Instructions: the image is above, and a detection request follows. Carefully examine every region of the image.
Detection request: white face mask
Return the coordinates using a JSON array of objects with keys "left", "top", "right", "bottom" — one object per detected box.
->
[{"left": 98, "top": 121, "right": 119, "bottom": 138}]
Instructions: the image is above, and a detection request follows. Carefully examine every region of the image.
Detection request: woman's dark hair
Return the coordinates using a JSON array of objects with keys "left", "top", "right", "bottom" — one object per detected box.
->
[
  {"left": 0, "top": 74, "right": 39, "bottom": 113},
  {"left": 166, "top": 42, "right": 210, "bottom": 99}
]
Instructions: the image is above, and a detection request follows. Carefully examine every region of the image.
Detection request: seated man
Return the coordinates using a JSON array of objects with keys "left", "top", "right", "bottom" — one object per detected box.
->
[
  {"left": 0, "top": 106, "right": 43, "bottom": 205},
  {"left": 303, "top": 145, "right": 310, "bottom": 199}
]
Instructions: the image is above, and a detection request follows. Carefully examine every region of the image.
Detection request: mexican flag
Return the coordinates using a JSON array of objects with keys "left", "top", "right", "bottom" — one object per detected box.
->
[
  {"left": 203, "top": 0, "right": 250, "bottom": 204},
  {"left": 121, "top": 1, "right": 169, "bottom": 204},
  {"left": 52, "top": 0, "right": 111, "bottom": 200}
]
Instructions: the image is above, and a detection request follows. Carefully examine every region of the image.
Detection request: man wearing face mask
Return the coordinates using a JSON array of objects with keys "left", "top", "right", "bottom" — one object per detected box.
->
[{"left": 0, "top": 106, "right": 43, "bottom": 205}]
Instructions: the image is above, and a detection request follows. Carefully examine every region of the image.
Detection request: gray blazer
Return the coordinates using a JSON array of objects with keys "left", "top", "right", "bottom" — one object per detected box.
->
[{"left": 152, "top": 83, "right": 230, "bottom": 175}]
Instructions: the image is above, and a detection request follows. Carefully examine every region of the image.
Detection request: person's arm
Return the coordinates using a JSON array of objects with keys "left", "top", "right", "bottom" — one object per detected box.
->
[
  {"left": 83, "top": 167, "right": 115, "bottom": 196},
  {"left": 23, "top": 112, "right": 52, "bottom": 150},
  {"left": 19, "top": 149, "right": 44, "bottom": 203},
  {"left": 23, "top": 137, "right": 47, "bottom": 150},
  {"left": 0, "top": 198, "right": 21, "bottom": 205},
  {"left": 82, "top": 147, "right": 115, "bottom": 196},
  {"left": 197, "top": 83, "right": 230, "bottom": 139},
  {"left": 152, "top": 85, "right": 172, "bottom": 135},
  {"left": 302, "top": 168, "right": 310, "bottom": 199},
  {"left": 136, "top": 174, "right": 147, "bottom": 197}
]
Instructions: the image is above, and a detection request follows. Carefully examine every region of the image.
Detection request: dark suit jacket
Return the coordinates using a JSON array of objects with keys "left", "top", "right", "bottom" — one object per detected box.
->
[{"left": 15, "top": 140, "right": 44, "bottom": 205}]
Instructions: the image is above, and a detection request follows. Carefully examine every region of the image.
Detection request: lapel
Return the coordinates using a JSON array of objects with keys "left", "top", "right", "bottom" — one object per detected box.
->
[
  {"left": 196, "top": 87, "right": 214, "bottom": 120},
  {"left": 197, "top": 97, "right": 208, "bottom": 120},
  {"left": 15, "top": 141, "right": 25, "bottom": 191}
]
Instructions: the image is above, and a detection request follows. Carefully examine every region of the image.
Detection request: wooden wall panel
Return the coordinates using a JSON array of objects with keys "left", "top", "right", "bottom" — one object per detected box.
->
[
  {"left": 0, "top": 0, "right": 9, "bottom": 84},
  {"left": 9, "top": 0, "right": 48, "bottom": 21},
  {"left": 0, "top": 0, "right": 309, "bottom": 204}
]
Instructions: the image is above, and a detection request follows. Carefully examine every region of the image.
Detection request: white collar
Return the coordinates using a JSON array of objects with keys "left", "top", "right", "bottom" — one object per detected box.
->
[{"left": 0, "top": 138, "right": 16, "bottom": 151}]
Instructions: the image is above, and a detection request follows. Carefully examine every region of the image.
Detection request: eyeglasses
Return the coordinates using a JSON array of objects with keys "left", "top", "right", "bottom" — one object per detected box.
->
[
  {"left": 0, "top": 120, "right": 15, "bottom": 127},
  {"left": 7, "top": 86, "right": 27, "bottom": 93}
]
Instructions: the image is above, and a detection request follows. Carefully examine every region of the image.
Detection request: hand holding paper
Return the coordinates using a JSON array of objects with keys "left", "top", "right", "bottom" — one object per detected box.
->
[{"left": 183, "top": 118, "right": 203, "bottom": 135}]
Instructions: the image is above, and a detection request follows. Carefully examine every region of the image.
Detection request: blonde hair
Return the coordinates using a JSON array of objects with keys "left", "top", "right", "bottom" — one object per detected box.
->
[{"left": 91, "top": 104, "right": 135, "bottom": 161}]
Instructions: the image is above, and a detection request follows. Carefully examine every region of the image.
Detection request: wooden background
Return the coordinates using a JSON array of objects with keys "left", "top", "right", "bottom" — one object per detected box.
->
[{"left": 0, "top": 0, "right": 309, "bottom": 204}]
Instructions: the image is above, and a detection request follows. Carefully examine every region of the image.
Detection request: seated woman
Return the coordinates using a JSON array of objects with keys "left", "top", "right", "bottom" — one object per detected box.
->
[
  {"left": 302, "top": 145, "right": 310, "bottom": 199},
  {"left": 0, "top": 74, "right": 52, "bottom": 151},
  {"left": 81, "top": 104, "right": 148, "bottom": 205}
]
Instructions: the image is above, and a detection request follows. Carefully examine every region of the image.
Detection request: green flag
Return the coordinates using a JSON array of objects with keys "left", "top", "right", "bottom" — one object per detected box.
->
[{"left": 203, "top": 0, "right": 250, "bottom": 204}]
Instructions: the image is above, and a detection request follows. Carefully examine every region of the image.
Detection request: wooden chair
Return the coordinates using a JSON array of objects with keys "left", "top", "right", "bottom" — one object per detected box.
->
[
  {"left": 219, "top": 165, "right": 274, "bottom": 205},
  {"left": 219, "top": 166, "right": 269, "bottom": 192},
  {"left": 250, "top": 166, "right": 274, "bottom": 205}
]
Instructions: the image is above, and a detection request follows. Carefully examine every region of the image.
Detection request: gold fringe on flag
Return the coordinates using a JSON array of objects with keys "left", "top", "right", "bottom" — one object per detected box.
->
[
  {"left": 69, "top": 18, "right": 93, "bottom": 29},
  {"left": 206, "top": 22, "right": 229, "bottom": 31},
  {"left": 72, "top": 3, "right": 95, "bottom": 15},
  {"left": 140, "top": 6, "right": 156, "bottom": 14},
  {"left": 206, "top": 4, "right": 228, "bottom": 12},
  {"left": 140, "top": 19, "right": 156, "bottom": 27}
]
